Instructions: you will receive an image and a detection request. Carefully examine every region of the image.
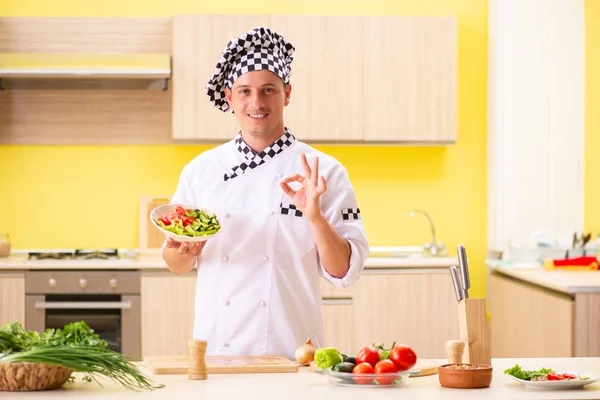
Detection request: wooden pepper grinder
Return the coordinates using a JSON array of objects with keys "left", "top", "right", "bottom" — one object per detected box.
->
[
  {"left": 446, "top": 340, "right": 465, "bottom": 364},
  {"left": 188, "top": 339, "right": 208, "bottom": 380}
]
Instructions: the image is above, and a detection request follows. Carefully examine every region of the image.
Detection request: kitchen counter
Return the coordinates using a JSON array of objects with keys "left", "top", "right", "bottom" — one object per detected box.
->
[
  {"left": 489, "top": 264, "right": 600, "bottom": 294},
  {"left": 6, "top": 357, "right": 600, "bottom": 399},
  {"left": 0, "top": 254, "right": 458, "bottom": 270}
]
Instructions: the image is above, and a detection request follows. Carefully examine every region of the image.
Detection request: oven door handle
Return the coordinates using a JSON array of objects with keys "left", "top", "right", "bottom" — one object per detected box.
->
[{"left": 34, "top": 301, "right": 132, "bottom": 310}]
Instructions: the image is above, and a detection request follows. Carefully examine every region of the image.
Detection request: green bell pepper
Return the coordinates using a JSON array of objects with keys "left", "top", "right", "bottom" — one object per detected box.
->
[{"left": 314, "top": 347, "right": 343, "bottom": 369}]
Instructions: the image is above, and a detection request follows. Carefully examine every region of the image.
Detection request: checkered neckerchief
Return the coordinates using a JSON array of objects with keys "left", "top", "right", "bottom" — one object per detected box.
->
[{"left": 224, "top": 129, "right": 295, "bottom": 181}]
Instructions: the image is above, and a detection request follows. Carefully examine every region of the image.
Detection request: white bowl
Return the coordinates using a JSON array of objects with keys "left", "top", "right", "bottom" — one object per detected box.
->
[{"left": 150, "top": 204, "right": 223, "bottom": 243}]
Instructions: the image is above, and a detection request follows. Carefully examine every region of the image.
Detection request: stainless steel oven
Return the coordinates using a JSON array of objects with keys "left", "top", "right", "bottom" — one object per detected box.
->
[{"left": 25, "top": 270, "right": 141, "bottom": 360}]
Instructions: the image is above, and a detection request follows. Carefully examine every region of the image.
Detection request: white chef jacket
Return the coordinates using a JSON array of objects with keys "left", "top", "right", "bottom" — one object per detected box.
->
[{"left": 164, "top": 129, "right": 369, "bottom": 360}]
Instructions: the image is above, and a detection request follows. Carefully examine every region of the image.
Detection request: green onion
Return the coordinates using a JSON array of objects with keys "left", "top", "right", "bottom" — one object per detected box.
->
[{"left": 0, "top": 347, "right": 163, "bottom": 391}]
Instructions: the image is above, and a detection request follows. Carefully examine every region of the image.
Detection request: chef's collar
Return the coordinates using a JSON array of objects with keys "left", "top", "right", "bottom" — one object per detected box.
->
[
  {"left": 224, "top": 128, "right": 295, "bottom": 181},
  {"left": 206, "top": 26, "right": 295, "bottom": 113}
]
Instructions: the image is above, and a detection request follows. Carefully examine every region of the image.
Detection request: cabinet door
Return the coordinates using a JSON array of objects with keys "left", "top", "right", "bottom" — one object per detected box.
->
[
  {"left": 363, "top": 16, "right": 457, "bottom": 143},
  {"left": 352, "top": 269, "right": 459, "bottom": 359},
  {"left": 321, "top": 298, "right": 354, "bottom": 354},
  {"left": 172, "top": 14, "right": 271, "bottom": 141},
  {"left": 141, "top": 271, "right": 197, "bottom": 357},
  {"left": 268, "top": 16, "right": 364, "bottom": 141},
  {"left": 0, "top": 273, "right": 25, "bottom": 326},
  {"left": 490, "top": 273, "right": 573, "bottom": 357}
]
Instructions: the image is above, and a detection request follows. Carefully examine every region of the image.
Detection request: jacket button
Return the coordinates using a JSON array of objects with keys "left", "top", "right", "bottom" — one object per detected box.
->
[
  {"left": 225, "top": 212, "right": 231, "bottom": 218},
  {"left": 223, "top": 342, "right": 230, "bottom": 348},
  {"left": 263, "top": 256, "right": 269, "bottom": 261},
  {"left": 259, "top": 301, "right": 266, "bottom": 307},
  {"left": 224, "top": 300, "right": 230, "bottom": 306},
  {"left": 277, "top": 172, "right": 283, "bottom": 178},
  {"left": 222, "top": 256, "right": 229, "bottom": 262}
]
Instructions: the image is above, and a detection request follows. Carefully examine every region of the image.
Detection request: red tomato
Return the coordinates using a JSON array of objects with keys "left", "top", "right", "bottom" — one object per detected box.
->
[
  {"left": 374, "top": 359, "right": 398, "bottom": 385},
  {"left": 547, "top": 373, "right": 565, "bottom": 381},
  {"left": 352, "top": 362, "right": 374, "bottom": 385},
  {"left": 175, "top": 206, "right": 186, "bottom": 217},
  {"left": 389, "top": 345, "right": 417, "bottom": 371},
  {"left": 159, "top": 216, "right": 172, "bottom": 226},
  {"left": 181, "top": 216, "right": 195, "bottom": 227},
  {"left": 562, "top": 373, "right": 578, "bottom": 380},
  {"left": 356, "top": 346, "right": 380, "bottom": 368}
]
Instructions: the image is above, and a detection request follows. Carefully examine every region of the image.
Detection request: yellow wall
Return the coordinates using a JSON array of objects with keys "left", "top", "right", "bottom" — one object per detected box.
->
[
  {"left": 585, "top": 0, "right": 600, "bottom": 235},
  {"left": 0, "top": 0, "right": 489, "bottom": 297}
]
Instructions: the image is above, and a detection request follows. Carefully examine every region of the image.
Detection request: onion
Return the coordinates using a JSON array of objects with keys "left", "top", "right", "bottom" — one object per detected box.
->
[{"left": 294, "top": 337, "right": 316, "bottom": 366}]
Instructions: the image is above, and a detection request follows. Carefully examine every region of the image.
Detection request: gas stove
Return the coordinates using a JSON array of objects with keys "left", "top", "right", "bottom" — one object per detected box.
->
[
  {"left": 22, "top": 248, "right": 140, "bottom": 263},
  {"left": 27, "top": 248, "right": 119, "bottom": 260}
]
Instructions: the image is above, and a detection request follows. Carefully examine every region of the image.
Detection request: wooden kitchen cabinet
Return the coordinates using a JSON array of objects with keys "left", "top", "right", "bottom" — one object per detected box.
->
[
  {"left": 267, "top": 16, "right": 364, "bottom": 142},
  {"left": 362, "top": 17, "right": 457, "bottom": 143},
  {"left": 321, "top": 299, "right": 354, "bottom": 352},
  {"left": 171, "top": 14, "right": 270, "bottom": 142},
  {"left": 171, "top": 15, "right": 457, "bottom": 144},
  {"left": 320, "top": 268, "right": 459, "bottom": 358},
  {"left": 0, "top": 272, "right": 25, "bottom": 326},
  {"left": 141, "top": 271, "right": 197, "bottom": 357},
  {"left": 490, "top": 273, "right": 574, "bottom": 358}
]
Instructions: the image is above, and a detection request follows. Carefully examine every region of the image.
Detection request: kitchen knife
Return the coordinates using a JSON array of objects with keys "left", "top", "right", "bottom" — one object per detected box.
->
[
  {"left": 457, "top": 245, "right": 470, "bottom": 299},
  {"left": 449, "top": 265, "right": 464, "bottom": 302}
]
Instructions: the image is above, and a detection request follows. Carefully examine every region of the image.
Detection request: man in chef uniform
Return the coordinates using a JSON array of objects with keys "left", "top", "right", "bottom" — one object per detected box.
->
[{"left": 162, "top": 26, "right": 369, "bottom": 360}]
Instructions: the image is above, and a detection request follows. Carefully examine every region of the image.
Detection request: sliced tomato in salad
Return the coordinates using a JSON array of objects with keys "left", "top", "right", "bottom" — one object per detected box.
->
[
  {"left": 181, "top": 216, "right": 195, "bottom": 227},
  {"left": 562, "top": 373, "right": 578, "bottom": 380}
]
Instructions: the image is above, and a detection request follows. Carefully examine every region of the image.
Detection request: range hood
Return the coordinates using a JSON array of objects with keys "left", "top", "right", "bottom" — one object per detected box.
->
[{"left": 0, "top": 53, "right": 171, "bottom": 90}]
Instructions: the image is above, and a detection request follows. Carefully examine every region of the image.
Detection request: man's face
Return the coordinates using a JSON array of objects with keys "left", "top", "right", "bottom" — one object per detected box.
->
[{"left": 224, "top": 70, "right": 292, "bottom": 140}]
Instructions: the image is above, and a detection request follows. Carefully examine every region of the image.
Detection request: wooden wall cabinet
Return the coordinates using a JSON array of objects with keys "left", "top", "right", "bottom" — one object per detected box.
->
[
  {"left": 0, "top": 15, "right": 456, "bottom": 145},
  {"left": 171, "top": 15, "right": 457, "bottom": 144},
  {"left": 0, "top": 272, "right": 26, "bottom": 326}
]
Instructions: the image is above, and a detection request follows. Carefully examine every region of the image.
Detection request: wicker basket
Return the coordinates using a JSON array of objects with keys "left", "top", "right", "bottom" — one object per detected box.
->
[{"left": 0, "top": 362, "right": 73, "bottom": 391}]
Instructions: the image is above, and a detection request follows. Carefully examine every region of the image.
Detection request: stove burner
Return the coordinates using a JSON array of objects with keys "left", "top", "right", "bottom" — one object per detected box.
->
[
  {"left": 75, "top": 249, "right": 118, "bottom": 260},
  {"left": 28, "top": 252, "right": 74, "bottom": 260}
]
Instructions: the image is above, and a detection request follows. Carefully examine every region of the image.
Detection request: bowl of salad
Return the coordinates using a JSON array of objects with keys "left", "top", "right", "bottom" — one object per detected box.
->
[{"left": 150, "top": 204, "right": 222, "bottom": 242}]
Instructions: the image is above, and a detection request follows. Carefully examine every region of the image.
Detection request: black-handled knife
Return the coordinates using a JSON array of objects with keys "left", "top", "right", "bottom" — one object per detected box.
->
[
  {"left": 457, "top": 245, "right": 470, "bottom": 299},
  {"left": 449, "top": 265, "right": 464, "bottom": 302}
]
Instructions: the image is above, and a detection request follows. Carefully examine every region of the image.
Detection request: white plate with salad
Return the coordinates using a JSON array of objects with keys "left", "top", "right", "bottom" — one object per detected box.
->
[
  {"left": 150, "top": 204, "right": 223, "bottom": 243},
  {"left": 505, "top": 364, "right": 599, "bottom": 390}
]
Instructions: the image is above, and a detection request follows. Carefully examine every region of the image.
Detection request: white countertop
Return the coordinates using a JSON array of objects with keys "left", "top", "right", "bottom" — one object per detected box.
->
[
  {"left": 0, "top": 253, "right": 458, "bottom": 271},
  {"left": 489, "top": 264, "right": 600, "bottom": 294},
  {"left": 6, "top": 357, "right": 600, "bottom": 399}
]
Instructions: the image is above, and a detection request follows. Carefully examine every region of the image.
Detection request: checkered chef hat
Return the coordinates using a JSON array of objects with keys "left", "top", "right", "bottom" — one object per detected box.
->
[{"left": 205, "top": 26, "right": 295, "bottom": 113}]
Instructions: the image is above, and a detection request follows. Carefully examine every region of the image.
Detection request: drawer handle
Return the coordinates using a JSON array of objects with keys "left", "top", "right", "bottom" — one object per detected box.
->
[
  {"left": 35, "top": 301, "right": 132, "bottom": 310},
  {"left": 322, "top": 298, "right": 352, "bottom": 305}
]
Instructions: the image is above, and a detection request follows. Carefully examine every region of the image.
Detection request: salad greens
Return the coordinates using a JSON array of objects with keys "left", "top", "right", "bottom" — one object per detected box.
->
[
  {"left": 504, "top": 364, "right": 553, "bottom": 380},
  {"left": 156, "top": 206, "right": 220, "bottom": 237},
  {"left": 504, "top": 364, "right": 589, "bottom": 381}
]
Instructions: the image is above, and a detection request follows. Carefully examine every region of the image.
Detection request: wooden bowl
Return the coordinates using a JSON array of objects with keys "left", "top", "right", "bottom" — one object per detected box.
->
[{"left": 438, "top": 363, "right": 493, "bottom": 389}]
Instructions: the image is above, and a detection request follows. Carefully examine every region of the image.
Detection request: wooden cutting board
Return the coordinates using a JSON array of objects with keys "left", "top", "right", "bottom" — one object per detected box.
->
[
  {"left": 144, "top": 355, "right": 299, "bottom": 375},
  {"left": 139, "top": 195, "right": 171, "bottom": 252},
  {"left": 410, "top": 359, "right": 439, "bottom": 377}
]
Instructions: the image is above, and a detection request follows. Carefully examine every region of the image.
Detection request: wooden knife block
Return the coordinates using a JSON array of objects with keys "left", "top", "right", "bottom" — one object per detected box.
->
[{"left": 457, "top": 298, "right": 491, "bottom": 365}]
